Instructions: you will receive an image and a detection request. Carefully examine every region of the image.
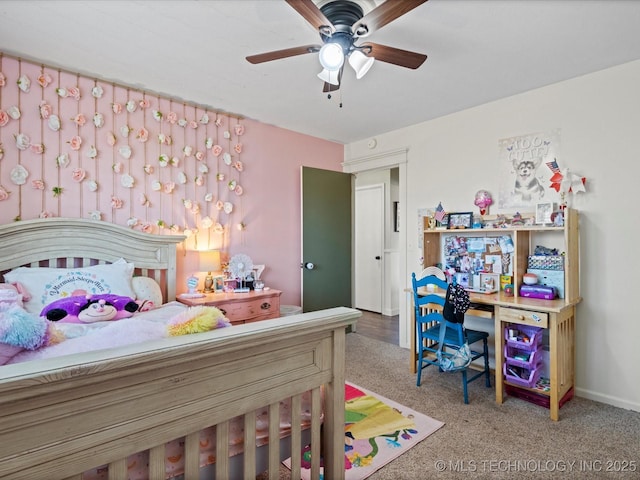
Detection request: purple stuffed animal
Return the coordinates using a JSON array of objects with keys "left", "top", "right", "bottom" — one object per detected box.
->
[{"left": 41, "top": 294, "right": 139, "bottom": 323}]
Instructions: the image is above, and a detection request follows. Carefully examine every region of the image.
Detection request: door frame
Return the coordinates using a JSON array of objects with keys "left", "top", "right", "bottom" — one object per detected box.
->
[{"left": 343, "top": 148, "right": 409, "bottom": 346}]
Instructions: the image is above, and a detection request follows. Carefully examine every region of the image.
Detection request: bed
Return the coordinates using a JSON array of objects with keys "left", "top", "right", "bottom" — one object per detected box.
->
[{"left": 0, "top": 218, "right": 359, "bottom": 480}]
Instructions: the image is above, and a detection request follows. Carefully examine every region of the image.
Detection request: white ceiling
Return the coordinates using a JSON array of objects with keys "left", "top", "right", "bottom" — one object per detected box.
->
[{"left": 2, "top": 0, "right": 640, "bottom": 144}]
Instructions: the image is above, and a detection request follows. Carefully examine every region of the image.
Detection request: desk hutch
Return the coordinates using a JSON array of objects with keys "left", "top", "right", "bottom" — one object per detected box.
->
[{"left": 413, "top": 208, "right": 580, "bottom": 420}]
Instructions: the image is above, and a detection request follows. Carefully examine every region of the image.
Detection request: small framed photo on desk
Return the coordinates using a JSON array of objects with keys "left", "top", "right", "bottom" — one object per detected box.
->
[
  {"left": 535, "top": 202, "right": 554, "bottom": 225},
  {"left": 448, "top": 212, "right": 473, "bottom": 229}
]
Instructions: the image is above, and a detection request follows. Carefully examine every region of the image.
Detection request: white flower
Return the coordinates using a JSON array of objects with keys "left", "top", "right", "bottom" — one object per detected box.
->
[
  {"left": 7, "top": 106, "right": 21, "bottom": 120},
  {"left": 170, "top": 156, "right": 180, "bottom": 167},
  {"left": 228, "top": 180, "right": 237, "bottom": 191},
  {"left": 93, "top": 113, "right": 104, "bottom": 128},
  {"left": 56, "top": 87, "right": 68, "bottom": 98},
  {"left": 205, "top": 137, "right": 213, "bottom": 149},
  {"left": 144, "top": 164, "right": 154, "bottom": 174},
  {"left": 152, "top": 110, "right": 163, "bottom": 121},
  {"left": 87, "top": 180, "right": 99, "bottom": 192},
  {"left": 88, "top": 210, "right": 102, "bottom": 220},
  {"left": 223, "top": 152, "right": 232, "bottom": 165},
  {"left": 91, "top": 85, "right": 104, "bottom": 98},
  {"left": 191, "top": 203, "right": 200, "bottom": 215},
  {"left": 126, "top": 100, "right": 137, "bottom": 113},
  {"left": 151, "top": 180, "right": 162, "bottom": 191},
  {"left": 158, "top": 154, "right": 169, "bottom": 167},
  {"left": 204, "top": 192, "right": 213, "bottom": 202},
  {"left": 118, "top": 145, "right": 132, "bottom": 159},
  {"left": 139, "top": 193, "right": 150, "bottom": 206},
  {"left": 183, "top": 199, "right": 193, "bottom": 210},
  {"left": 224, "top": 201, "right": 233, "bottom": 214},
  {"left": 200, "top": 113, "right": 210, "bottom": 124},
  {"left": 201, "top": 216, "right": 213, "bottom": 229},
  {"left": 223, "top": 130, "right": 231, "bottom": 139},
  {"left": 177, "top": 118, "right": 187, "bottom": 127},
  {"left": 214, "top": 223, "right": 224, "bottom": 234},
  {"left": 195, "top": 175, "right": 204, "bottom": 186},
  {"left": 198, "top": 163, "right": 209, "bottom": 174},
  {"left": 56, "top": 153, "right": 70, "bottom": 168},
  {"left": 48, "top": 115, "right": 61, "bottom": 131},
  {"left": 15, "top": 133, "right": 30, "bottom": 150},
  {"left": 177, "top": 171, "right": 187, "bottom": 184},
  {"left": 121, "top": 173, "right": 135, "bottom": 188},
  {"left": 120, "top": 125, "right": 132, "bottom": 137},
  {"left": 17, "top": 75, "right": 31, "bottom": 93},
  {"left": 11, "top": 165, "right": 29, "bottom": 185},
  {"left": 183, "top": 145, "right": 193, "bottom": 156},
  {"left": 127, "top": 217, "right": 139, "bottom": 228},
  {"left": 87, "top": 145, "right": 98, "bottom": 158}
]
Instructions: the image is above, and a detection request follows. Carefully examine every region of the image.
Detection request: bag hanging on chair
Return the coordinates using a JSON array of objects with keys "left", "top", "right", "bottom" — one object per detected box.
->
[
  {"left": 442, "top": 283, "right": 470, "bottom": 324},
  {"left": 435, "top": 320, "right": 472, "bottom": 372}
]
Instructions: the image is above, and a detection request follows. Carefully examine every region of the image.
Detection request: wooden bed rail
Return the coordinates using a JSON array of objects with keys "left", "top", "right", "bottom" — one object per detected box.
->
[{"left": 0, "top": 307, "right": 360, "bottom": 480}]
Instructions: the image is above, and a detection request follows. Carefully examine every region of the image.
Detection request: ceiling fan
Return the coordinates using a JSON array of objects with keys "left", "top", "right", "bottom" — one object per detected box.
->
[{"left": 246, "top": 0, "right": 429, "bottom": 93}]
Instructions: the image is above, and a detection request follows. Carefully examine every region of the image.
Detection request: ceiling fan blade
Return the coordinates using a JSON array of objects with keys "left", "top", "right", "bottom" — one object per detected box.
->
[
  {"left": 246, "top": 44, "right": 320, "bottom": 64},
  {"left": 352, "top": 0, "right": 428, "bottom": 37},
  {"left": 285, "top": 0, "right": 335, "bottom": 34},
  {"left": 361, "top": 42, "right": 427, "bottom": 69},
  {"left": 322, "top": 67, "right": 343, "bottom": 92}
]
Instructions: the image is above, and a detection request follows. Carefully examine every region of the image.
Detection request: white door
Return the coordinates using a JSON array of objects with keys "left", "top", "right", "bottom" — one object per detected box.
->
[{"left": 355, "top": 184, "right": 384, "bottom": 312}]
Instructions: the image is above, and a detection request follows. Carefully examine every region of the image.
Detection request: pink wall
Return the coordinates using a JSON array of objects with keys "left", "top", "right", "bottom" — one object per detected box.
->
[{"left": 0, "top": 54, "right": 343, "bottom": 306}]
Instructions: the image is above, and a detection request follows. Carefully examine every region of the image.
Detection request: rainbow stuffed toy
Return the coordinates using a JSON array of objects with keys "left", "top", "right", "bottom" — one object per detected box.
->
[{"left": 167, "top": 306, "right": 230, "bottom": 336}]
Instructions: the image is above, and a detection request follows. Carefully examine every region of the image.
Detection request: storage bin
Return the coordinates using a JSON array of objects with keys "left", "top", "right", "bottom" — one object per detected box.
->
[
  {"left": 504, "top": 344, "right": 542, "bottom": 369},
  {"left": 527, "top": 255, "right": 564, "bottom": 271},
  {"left": 504, "top": 362, "right": 542, "bottom": 388},
  {"left": 504, "top": 325, "right": 543, "bottom": 352}
]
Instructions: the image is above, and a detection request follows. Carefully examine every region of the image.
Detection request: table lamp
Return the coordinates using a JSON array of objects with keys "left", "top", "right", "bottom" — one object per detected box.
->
[{"left": 199, "top": 250, "right": 221, "bottom": 293}]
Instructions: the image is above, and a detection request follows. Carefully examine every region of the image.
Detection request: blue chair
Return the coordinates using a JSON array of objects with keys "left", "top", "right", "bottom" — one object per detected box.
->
[{"left": 411, "top": 272, "right": 491, "bottom": 404}]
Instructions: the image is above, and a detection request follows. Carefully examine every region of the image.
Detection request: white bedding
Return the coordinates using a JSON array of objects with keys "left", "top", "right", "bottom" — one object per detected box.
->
[{"left": 6, "top": 302, "right": 198, "bottom": 365}]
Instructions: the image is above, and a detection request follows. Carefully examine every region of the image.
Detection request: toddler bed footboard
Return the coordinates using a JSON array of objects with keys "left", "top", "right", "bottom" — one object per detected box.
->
[{"left": 0, "top": 306, "right": 359, "bottom": 480}]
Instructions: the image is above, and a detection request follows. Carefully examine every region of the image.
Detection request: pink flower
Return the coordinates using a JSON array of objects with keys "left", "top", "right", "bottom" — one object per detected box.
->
[
  {"left": 0, "top": 186, "right": 10, "bottom": 201},
  {"left": 0, "top": 72, "right": 5, "bottom": 87},
  {"left": 136, "top": 127, "right": 149, "bottom": 142},
  {"left": 139, "top": 99, "right": 151, "bottom": 109},
  {"left": 67, "top": 86, "right": 81, "bottom": 100},
  {"left": 140, "top": 222, "right": 154, "bottom": 234},
  {"left": 212, "top": 145, "right": 223, "bottom": 156},
  {"left": 112, "top": 162, "right": 124, "bottom": 173},
  {"left": 72, "top": 168, "right": 86, "bottom": 182},
  {"left": 0, "top": 110, "right": 8, "bottom": 127},
  {"left": 111, "top": 196, "right": 124, "bottom": 209},
  {"left": 189, "top": 120, "right": 198, "bottom": 129},
  {"left": 195, "top": 175, "right": 204, "bottom": 186},
  {"left": 234, "top": 143, "right": 243, "bottom": 154},
  {"left": 112, "top": 102, "right": 123, "bottom": 114},
  {"left": 163, "top": 181, "right": 175, "bottom": 194},
  {"left": 107, "top": 131, "right": 117, "bottom": 146},
  {"left": 39, "top": 101, "right": 53, "bottom": 119},
  {"left": 233, "top": 160, "right": 244, "bottom": 172},
  {"left": 37, "top": 73, "right": 52, "bottom": 88},
  {"left": 166, "top": 111, "right": 177, "bottom": 124},
  {"left": 39, "top": 210, "right": 54, "bottom": 218},
  {"left": 139, "top": 193, "right": 150, "bottom": 207},
  {"left": 72, "top": 114, "right": 86, "bottom": 127},
  {"left": 234, "top": 124, "right": 245, "bottom": 136},
  {"left": 195, "top": 150, "right": 204, "bottom": 161},
  {"left": 216, "top": 200, "right": 224, "bottom": 210},
  {"left": 30, "top": 144, "right": 45, "bottom": 155},
  {"left": 69, "top": 135, "right": 82, "bottom": 151},
  {"left": 32, "top": 179, "right": 45, "bottom": 190},
  {"left": 144, "top": 164, "right": 154, "bottom": 174}
]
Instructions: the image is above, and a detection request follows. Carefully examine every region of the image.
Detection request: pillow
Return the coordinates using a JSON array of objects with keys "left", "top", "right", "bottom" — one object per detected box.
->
[
  {"left": 4, "top": 259, "right": 135, "bottom": 314},
  {"left": 131, "top": 276, "right": 163, "bottom": 311}
]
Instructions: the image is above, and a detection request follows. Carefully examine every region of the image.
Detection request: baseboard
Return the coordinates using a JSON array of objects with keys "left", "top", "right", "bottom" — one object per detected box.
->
[
  {"left": 575, "top": 387, "right": 640, "bottom": 413},
  {"left": 382, "top": 307, "right": 399, "bottom": 316}
]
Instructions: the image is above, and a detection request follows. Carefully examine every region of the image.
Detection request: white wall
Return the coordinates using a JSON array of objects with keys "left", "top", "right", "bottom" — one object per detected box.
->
[{"left": 345, "top": 60, "right": 640, "bottom": 412}]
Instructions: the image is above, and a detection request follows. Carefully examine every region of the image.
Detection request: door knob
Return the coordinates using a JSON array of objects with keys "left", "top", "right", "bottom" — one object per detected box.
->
[
  {"left": 301, "top": 262, "right": 315, "bottom": 270},
  {"left": 375, "top": 256, "right": 381, "bottom": 260}
]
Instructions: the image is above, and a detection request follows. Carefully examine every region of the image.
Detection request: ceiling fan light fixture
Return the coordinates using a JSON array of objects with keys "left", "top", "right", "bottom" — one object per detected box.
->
[
  {"left": 348, "top": 49, "right": 375, "bottom": 79},
  {"left": 318, "top": 42, "right": 344, "bottom": 71},
  {"left": 317, "top": 68, "right": 340, "bottom": 86}
]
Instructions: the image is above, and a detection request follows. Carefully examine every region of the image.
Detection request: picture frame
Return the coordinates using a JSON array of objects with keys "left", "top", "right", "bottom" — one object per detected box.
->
[
  {"left": 213, "top": 275, "right": 225, "bottom": 292},
  {"left": 447, "top": 212, "right": 473, "bottom": 229},
  {"left": 535, "top": 202, "right": 555, "bottom": 225}
]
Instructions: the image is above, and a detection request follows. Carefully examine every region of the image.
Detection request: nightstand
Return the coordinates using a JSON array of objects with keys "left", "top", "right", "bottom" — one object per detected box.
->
[{"left": 177, "top": 289, "right": 282, "bottom": 325}]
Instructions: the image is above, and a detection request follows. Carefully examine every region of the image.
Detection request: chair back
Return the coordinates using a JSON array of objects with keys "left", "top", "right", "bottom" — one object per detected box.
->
[{"left": 411, "top": 272, "right": 448, "bottom": 324}]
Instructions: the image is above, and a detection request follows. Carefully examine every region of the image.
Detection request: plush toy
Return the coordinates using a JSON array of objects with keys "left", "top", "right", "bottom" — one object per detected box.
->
[
  {"left": 0, "top": 282, "right": 30, "bottom": 309},
  {"left": 0, "top": 304, "right": 64, "bottom": 364},
  {"left": 41, "top": 294, "right": 139, "bottom": 323},
  {"left": 167, "top": 306, "right": 231, "bottom": 336}
]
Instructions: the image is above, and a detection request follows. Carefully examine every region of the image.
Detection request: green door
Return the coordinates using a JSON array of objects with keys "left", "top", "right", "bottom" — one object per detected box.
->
[{"left": 301, "top": 166, "right": 352, "bottom": 312}]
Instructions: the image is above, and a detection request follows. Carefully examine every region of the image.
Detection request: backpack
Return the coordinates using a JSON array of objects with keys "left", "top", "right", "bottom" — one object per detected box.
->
[{"left": 442, "top": 283, "right": 470, "bottom": 324}]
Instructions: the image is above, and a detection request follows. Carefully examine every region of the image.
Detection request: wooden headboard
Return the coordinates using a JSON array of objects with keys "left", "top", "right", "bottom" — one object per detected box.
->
[{"left": 0, "top": 218, "right": 185, "bottom": 301}]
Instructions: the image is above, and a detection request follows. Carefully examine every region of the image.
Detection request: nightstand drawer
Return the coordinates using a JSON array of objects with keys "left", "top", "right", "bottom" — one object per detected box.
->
[
  {"left": 499, "top": 307, "right": 548, "bottom": 328},
  {"left": 222, "top": 296, "right": 279, "bottom": 322}
]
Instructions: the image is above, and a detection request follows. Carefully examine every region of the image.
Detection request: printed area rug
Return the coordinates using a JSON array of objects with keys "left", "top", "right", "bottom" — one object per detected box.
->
[{"left": 283, "top": 382, "right": 444, "bottom": 480}]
